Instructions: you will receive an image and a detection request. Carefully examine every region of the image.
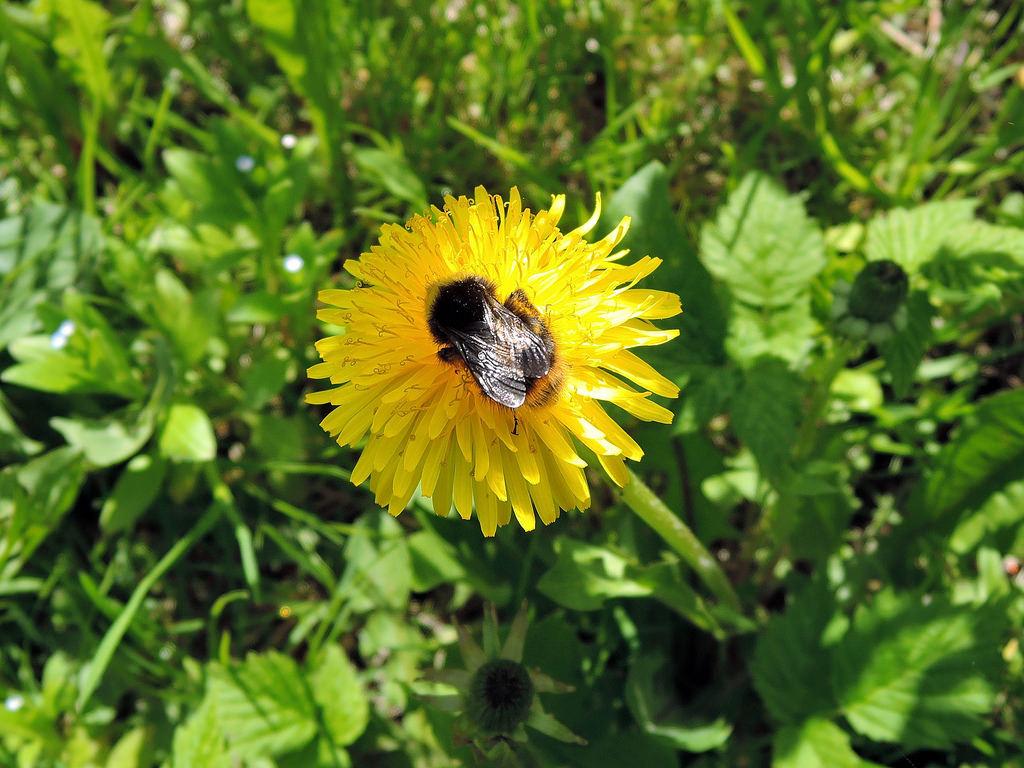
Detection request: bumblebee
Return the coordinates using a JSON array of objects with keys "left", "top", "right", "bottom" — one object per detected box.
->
[{"left": 427, "top": 276, "right": 560, "bottom": 409}]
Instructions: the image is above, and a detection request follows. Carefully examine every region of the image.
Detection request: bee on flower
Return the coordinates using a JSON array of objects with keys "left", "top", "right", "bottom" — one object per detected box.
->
[{"left": 307, "top": 187, "right": 680, "bottom": 535}]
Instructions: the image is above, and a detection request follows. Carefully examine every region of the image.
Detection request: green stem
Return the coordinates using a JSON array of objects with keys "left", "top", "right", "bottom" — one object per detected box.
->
[
  {"left": 620, "top": 468, "right": 742, "bottom": 613},
  {"left": 794, "top": 338, "right": 858, "bottom": 460},
  {"left": 77, "top": 100, "right": 100, "bottom": 215}
]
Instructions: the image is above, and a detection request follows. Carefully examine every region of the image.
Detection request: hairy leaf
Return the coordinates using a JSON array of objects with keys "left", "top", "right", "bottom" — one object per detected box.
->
[
  {"left": 774, "top": 718, "right": 884, "bottom": 768},
  {"left": 207, "top": 652, "right": 317, "bottom": 759},
  {"left": 701, "top": 173, "right": 826, "bottom": 308},
  {"left": 833, "top": 591, "right": 1004, "bottom": 749}
]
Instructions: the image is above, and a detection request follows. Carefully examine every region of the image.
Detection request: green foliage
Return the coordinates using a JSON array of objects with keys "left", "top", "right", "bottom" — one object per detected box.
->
[{"left": 2, "top": 1, "right": 1023, "bottom": 767}]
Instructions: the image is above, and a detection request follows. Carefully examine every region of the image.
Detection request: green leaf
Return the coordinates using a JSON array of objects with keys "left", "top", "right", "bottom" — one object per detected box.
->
[
  {"left": 774, "top": 718, "right": 884, "bottom": 768},
  {"left": 625, "top": 654, "right": 732, "bottom": 752},
  {"left": 162, "top": 149, "right": 250, "bottom": 220},
  {"left": 227, "top": 291, "right": 288, "bottom": 324},
  {"left": 308, "top": 645, "right": 369, "bottom": 748},
  {"left": 353, "top": 147, "right": 427, "bottom": 209},
  {"left": 700, "top": 172, "right": 826, "bottom": 308},
  {"left": 731, "top": 356, "right": 805, "bottom": 482},
  {"left": 0, "top": 204, "right": 103, "bottom": 352},
  {"left": 407, "top": 529, "right": 467, "bottom": 592},
  {"left": 600, "top": 161, "right": 727, "bottom": 368},
  {"left": 245, "top": 0, "right": 346, "bottom": 174},
  {"left": 169, "top": 700, "right": 231, "bottom": 768},
  {"left": 537, "top": 540, "right": 719, "bottom": 633},
  {"left": 50, "top": 409, "right": 154, "bottom": 467},
  {"left": 916, "top": 387, "right": 1024, "bottom": 525},
  {"left": 864, "top": 200, "right": 978, "bottom": 273},
  {"left": 241, "top": 351, "right": 293, "bottom": 409},
  {"left": 159, "top": 403, "right": 217, "bottom": 462},
  {"left": 104, "top": 726, "right": 150, "bottom": 768},
  {"left": 152, "top": 270, "right": 216, "bottom": 366},
  {"left": 538, "top": 540, "right": 659, "bottom": 611},
  {"left": 727, "top": 300, "right": 818, "bottom": 365},
  {"left": 832, "top": 591, "right": 1004, "bottom": 749},
  {"left": 341, "top": 514, "right": 412, "bottom": 612},
  {"left": 51, "top": 0, "right": 111, "bottom": 105},
  {"left": 3, "top": 331, "right": 142, "bottom": 399},
  {"left": 76, "top": 503, "right": 223, "bottom": 711},
  {"left": 751, "top": 581, "right": 840, "bottom": 724},
  {"left": 950, "top": 479, "right": 1024, "bottom": 556},
  {"left": 0, "top": 393, "right": 44, "bottom": 460},
  {"left": 207, "top": 651, "right": 318, "bottom": 759},
  {"left": 1, "top": 448, "right": 85, "bottom": 579},
  {"left": 923, "top": 220, "right": 1024, "bottom": 297},
  {"left": 99, "top": 454, "right": 167, "bottom": 534},
  {"left": 877, "top": 291, "right": 934, "bottom": 398}
]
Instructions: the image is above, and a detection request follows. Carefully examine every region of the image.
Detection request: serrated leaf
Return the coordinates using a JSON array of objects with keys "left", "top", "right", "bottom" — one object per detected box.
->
[
  {"left": 159, "top": 404, "right": 216, "bottom": 462},
  {"left": 774, "top": 718, "right": 883, "bottom": 768},
  {"left": 949, "top": 479, "right": 1024, "bottom": 555},
  {"left": 751, "top": 581, "right": 840, "bottom": 724},
  {"left": 923, "top": 220, "right": 1024, "bottom": 298},
  {"left": 731, "top": 356, "right": 805, "bottom": 481},
  {"left": 878, "top": 291, "right": 934, "bottom": 398},
  {"left": 169, "top": 700, "right": 231, "bottom": 768},
  {"left": 833, "top": 591, "right": 1004, "bottom": 749},
  {"left": 99, "top": 454, "right": 167, "bottom": 533},
  {"left": 917, "top": 387, "right": 1024, "bottom": 524},
  {"left": 207, "top": 652, "right": 317, "bottom": 759},
  {"left": 864, "top": 200, "right": 978, "bottom": 273},
  {"left": 308, "top": 645, "right": 369, "bottom": 748},
  {"left": 726, "top": 300, "right": 818, "bottom": 365},
  {"left": 700, "top": 172, "right": 826, "bottom": 308}
]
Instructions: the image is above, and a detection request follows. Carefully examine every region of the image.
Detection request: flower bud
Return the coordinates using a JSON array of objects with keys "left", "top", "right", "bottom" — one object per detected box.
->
[
  {"left": 466, "top": 658, "right": 535, "bottom": 733},
  {"left": 848, "top": 260, "right": 908, "bottom": 323}
]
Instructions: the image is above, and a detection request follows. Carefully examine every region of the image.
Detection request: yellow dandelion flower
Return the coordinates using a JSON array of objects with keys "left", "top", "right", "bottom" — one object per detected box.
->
[{"left": 307, "top": 187, "right": 680, "bottom": 536}]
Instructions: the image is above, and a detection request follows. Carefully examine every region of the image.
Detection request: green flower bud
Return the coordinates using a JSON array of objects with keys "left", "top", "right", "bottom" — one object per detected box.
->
[
  {"left": 466, "top": 658, "right": 535, "bottom": 733},
  {"left": 848, "top": 260, "right": 908, "bottom": 323}
]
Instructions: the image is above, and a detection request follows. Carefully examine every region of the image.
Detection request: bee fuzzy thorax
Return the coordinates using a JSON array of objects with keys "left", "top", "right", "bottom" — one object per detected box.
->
[{"left": 426, "top": 275, "right": 559, "bottom": 410}]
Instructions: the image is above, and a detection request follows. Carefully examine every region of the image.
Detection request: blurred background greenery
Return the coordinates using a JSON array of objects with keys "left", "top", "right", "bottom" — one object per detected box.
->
[{"left": 2, "top": 1, "right": 1024, "bottom": 766}]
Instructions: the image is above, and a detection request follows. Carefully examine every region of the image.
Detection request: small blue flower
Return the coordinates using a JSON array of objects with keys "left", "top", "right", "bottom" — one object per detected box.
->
[
  {"left": 50, "top": 319, "right": 75, "bottom": 349},
  {"left": 283, "top": 253, "right": 305, "bottom": 273},
  {"left": 235, "top": 155, "right": 256, "bottom": 173},
  {"left": 5, "top": 694, "right": 24, "bottom": 712}
]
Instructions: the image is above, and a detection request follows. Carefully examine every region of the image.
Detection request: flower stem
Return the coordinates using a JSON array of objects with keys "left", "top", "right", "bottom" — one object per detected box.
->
[
  {"left": 620, "top": 469, "right": 742, "bottom": 613},
  {"left": 794, "top": 338, "right": 859, "bottom": 460}
]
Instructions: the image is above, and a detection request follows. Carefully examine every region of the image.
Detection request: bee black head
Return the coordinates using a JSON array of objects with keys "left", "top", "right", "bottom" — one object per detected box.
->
[{"left": 427, "top": 276, "right": 496, "bottom": 342}]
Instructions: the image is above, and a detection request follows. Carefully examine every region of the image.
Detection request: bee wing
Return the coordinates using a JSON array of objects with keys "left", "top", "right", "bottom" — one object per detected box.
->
[
  {"left": 514, "top": 330, "right": 552, "bottom": 379},
  {"left": 485, "top": 294, "right": 552, "bottom": 378},
  {"left": 445, "top": 322, "right": 529, "bottom": 408}
]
